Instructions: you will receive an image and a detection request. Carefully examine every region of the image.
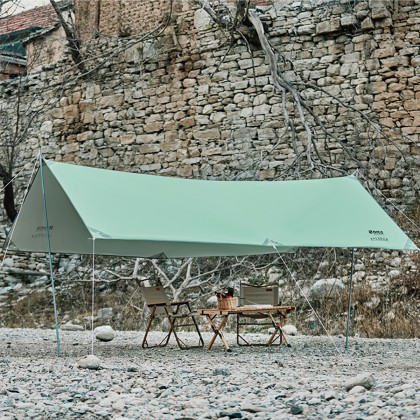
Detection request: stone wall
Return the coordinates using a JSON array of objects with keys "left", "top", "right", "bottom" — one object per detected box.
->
[{"left": 0, "top": 0, "right": 418, "bottom": 313}]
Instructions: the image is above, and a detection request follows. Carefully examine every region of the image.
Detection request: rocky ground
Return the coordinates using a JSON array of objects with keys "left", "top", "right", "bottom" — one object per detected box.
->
[{"left": 0, "top": 328, "right": 419, "bottom": 419}]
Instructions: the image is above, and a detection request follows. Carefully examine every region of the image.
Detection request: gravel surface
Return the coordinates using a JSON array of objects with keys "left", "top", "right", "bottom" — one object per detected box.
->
[{"left": 0, "top": 328, "right": 419, "bottom": 419}]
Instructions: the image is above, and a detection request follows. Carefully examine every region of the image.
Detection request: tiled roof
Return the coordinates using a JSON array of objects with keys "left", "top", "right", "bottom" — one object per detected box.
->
[{"left": 0, "top": 4, "right": 59, "bottom": 35}]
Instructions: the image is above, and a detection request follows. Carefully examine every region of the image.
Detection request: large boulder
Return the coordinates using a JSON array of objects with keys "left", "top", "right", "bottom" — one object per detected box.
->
[
  {"left": 97, "top": 307, "right": 113, "bottom": 321},
  {"left": 308, "top": 278, "right": 345, "bottom": 302},
  {"left": 94, "top": 325, "right": 115, "bottom": 342}
]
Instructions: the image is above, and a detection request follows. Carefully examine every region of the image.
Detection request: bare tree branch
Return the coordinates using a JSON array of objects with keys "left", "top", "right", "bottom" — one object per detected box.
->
[{"left": 49, "top": 0, "right": 86, "bottom": 73}]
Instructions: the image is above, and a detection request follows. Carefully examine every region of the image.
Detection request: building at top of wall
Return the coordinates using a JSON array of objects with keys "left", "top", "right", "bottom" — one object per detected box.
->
[{"left": 0, "top": 1, "right": 71, "bottom": 79}]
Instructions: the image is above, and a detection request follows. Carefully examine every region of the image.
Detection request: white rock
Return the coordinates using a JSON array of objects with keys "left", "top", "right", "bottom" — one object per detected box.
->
[
  {"left": 384, "top": 310, "right": 395, "bottom": 320},
  {"left": 61, "top": 323, "right": 84, "bottom": 331},
  {"left": 308, "top": 397, "right": 321, "bottom": 405},
  {"left": 388, "top": 269, "right": 401, "bottom": 279},
  {"left": 78, "top": 354, "right": 101, "bottom": 370},
  {"left": 364, "top": 296, "right": 380, "bottom": 308},
  {"left": 319, "top": 260, "right": 329, "bottom": 269},
  {"left": 390, "top": 257, "right": 401, "bottom": 267},
  {"left": 2, "top": 257, "right": 14, "bottom": 267},
  {"left": 354, "top": 271, "right": 366, "bottom": 280},
  {"left": 348, "top": 385, "right": 366, "bottom": 394},
  {"left": 40, "top": 120, "right": 53, "bottom": 133},
  {"left": 344, "top": 373, "right": 375, "bottom": 391},
  {"left": 324, "top": 390, "right": 338, "bottom": 401},
  {"left": 94, "top": 325, "right": 115, "bottom": 342},
  {"left": 282, "top": 324, "right": 298, "bottom": 336},
  {"left": 194, "top": 9, "right": 212, "bottom": 30}
]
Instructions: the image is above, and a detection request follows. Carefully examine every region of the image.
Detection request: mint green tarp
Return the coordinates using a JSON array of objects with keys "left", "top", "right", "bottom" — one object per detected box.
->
[{"left": 8, "top": 159, "right": 418, "bottom": 257}]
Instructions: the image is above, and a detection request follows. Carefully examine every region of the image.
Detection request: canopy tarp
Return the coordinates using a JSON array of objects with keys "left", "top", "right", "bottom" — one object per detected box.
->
[{"left": 8, "top": 159, "right": 418, "bottom": 257}]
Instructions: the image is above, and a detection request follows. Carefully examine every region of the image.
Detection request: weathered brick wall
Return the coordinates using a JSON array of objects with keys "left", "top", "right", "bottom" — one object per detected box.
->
[
  {"left": 74, "top": 0, "right": 99, "bottom": 40},
  {"left": 75, "top": 0, "right": 174, "bottom": 40}
]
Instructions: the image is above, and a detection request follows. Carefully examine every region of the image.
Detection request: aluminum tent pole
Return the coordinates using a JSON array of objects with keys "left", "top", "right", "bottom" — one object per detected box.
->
[
  {"left": 39, "top": 155, "right": 61, "bottom": 356},
  {"left": 345, "top": 248, "right": 355, "bottom": 350}
]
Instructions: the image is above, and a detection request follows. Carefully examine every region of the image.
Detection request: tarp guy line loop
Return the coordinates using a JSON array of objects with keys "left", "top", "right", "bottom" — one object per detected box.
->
[
  {"left": 40, "top": 154, "right": 61, "bottom": 357},
  {"left": 351, "top": 169, "right": 359, "bottom": 178},
  {"left": 270, "top": 243, "right": 344, "bottom": 358},
  {"left": 91, "top": 238, "right": 96, "bottom": 355},
  {"left": 1, "top": 156, "right": 38, "bottom": 266}
]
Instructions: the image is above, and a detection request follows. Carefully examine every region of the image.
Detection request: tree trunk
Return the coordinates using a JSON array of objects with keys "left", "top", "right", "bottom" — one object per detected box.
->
[
  {"left": 49, "top": 0, "right": 86, "bottom": 74},
  {"left": 0, "top": 165, "right": 17, "bottom": 222}
]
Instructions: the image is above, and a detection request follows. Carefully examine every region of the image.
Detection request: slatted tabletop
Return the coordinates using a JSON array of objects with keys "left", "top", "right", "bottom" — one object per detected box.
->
[{"left": 196, "top": 305, "right": 296, "bottom": 316}]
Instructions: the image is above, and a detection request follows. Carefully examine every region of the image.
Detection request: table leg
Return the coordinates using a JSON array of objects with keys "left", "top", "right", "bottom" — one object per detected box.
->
[
  {"left": 206, "top": 314, "right": 230, "bottom": 351},
  {"left": 267, "top": 313, "right": 290, "bottom": 346}
]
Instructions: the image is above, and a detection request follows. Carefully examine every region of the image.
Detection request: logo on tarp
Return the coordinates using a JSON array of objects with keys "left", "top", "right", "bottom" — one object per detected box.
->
[
  {"left": 32, "top": 225, "right": 54, "bottom": 239},
  {"left": 369, "top": 229, "right": 388, "bottom": 242},
  {"left": 369, "top": 230, "right": 383, "bottom": 235}
]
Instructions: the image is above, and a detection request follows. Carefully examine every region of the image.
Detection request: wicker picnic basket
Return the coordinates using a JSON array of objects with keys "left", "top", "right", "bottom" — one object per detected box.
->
[{"left": 217, "top": 297, "right": 237, "bottom": 310}]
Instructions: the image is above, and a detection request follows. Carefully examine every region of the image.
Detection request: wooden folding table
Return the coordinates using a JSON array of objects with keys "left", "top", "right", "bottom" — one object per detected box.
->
[{"left": 196, "top": 305, "right": 296, "bottom": 351}]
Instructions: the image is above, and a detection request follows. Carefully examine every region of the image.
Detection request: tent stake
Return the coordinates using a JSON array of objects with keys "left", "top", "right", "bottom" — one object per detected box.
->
[
  {"left": 39, "top": 155, "right": 61, "bottom": 357},
  {"left": 345, "top": 248, "right": 355, "bottom": 350}
]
